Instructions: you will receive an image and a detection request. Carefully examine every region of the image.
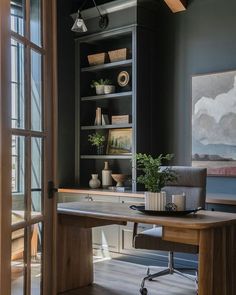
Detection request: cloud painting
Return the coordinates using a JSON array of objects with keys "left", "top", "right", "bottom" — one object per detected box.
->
[{"left": 192, "top": 71, "right": 236, "bottom": 176}]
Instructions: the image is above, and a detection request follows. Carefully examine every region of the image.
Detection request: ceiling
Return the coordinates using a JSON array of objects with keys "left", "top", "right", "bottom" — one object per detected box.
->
[{"left": 71, "top": 0, "right": 117, "bottom": 12}]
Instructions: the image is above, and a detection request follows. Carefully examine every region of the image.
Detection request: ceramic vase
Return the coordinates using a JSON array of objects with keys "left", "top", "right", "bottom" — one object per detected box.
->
[
  {"left": 96, "top": 145, "right": 104, "bottom": 155},
  {"left": 102, "top": 161, "right": 112, "bottom": 188},
  {"left": 104, "top": 85, "right": 115, "bottom": 94},
  {"left": 95, "top": 85, "right": 104, "bottom": 95},
  {"left": 89, "top": 174, "right": 101, "bottom": 189}
]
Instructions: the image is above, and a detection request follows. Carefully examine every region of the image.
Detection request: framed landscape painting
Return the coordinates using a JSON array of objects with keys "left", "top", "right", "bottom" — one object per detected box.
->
[
  {"left": 107, "top": 128, "right": 132, "bottom": 155},
  {"left": 192, "top": 70, "right": 236, "bottom": 176}
]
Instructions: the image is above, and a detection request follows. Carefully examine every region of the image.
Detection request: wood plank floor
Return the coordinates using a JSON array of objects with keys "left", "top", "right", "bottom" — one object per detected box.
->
[{"left": 62, "top": 258, "right": 196, "bottom": 295}]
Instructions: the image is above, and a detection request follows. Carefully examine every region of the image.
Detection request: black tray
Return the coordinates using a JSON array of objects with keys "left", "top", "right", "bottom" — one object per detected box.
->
[{"left": 130, "top": 205, "right": 202, "bottom": 216}]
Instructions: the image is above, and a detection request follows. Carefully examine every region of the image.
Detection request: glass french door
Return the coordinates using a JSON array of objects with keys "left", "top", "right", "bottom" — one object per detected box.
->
[{"left": 0, "top": 0, "right": 57, "bottom": 294}]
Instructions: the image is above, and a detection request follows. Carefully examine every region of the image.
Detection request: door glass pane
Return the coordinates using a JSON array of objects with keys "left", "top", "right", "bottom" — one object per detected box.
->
[
  {"left": 11, "top": 39, "right": 25, "bottom": 129},
  {"left": 11, "top": 0, "right": 25, "bottom": 36},
  {"left": 31, "top": 222, "right": 42, "bottom": 295},
  {"left": 31, "top": 50, "right": 42, "bottom": 131},
  {"left": 30, "top": 0, "right": 42, "bottom": 47},
  {"left": 11, "top": 229, "right": 25, "bottom": 295},
  {"left": 12, "top": 136, "right": 25, "bottom": 224},
  {"left": 31, "top": 137, "right": 42, "bottom": 216}
]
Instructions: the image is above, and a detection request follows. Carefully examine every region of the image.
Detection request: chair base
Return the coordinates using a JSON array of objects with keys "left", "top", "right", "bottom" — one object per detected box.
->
[{"left": 139, "top": 252, "right": 198, "bottom": 295}]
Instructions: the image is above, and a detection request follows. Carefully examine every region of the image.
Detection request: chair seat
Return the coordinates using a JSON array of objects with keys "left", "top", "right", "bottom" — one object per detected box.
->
[{"left": 134, "top": 227, "right": 198, "bottom": 254}]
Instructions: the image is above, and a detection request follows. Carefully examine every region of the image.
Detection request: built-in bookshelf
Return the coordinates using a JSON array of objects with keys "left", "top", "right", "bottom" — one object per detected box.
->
[{"left": 76, "top": 25, "right": 160, "bottom": 190}]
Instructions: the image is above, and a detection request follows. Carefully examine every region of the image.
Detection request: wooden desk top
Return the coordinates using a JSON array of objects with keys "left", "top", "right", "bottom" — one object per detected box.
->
[{"left": 58, "top": 201, "right": 236, "bottom": 230}]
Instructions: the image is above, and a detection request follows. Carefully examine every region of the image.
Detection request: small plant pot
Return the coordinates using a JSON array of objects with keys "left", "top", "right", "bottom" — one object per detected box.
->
[
  {"left": 104, "top": 85, "right": 115, "bottom": 94},
  {"left": 96, "top": 145, "right": 104, "bottom": 155},
  {"left": 95, "top": 85, "right": 105, "bottom": 95}
]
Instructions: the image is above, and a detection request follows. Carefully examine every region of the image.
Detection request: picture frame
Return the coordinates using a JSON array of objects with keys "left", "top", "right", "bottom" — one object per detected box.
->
[
  {"left": 106, "top": 128, "right": 132, "bottom": 155},
  {"left": 192, "top": 70, "right": 236, "bottom": 176}
]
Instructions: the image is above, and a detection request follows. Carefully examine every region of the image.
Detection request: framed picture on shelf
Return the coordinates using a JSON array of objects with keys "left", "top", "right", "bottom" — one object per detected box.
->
[{"left": 107, "top": 128, "right": 132, "bottom": 155}]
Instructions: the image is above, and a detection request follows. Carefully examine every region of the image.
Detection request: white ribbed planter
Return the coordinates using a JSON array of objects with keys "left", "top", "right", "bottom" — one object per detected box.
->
[{"left": 145, "top": 191, "right": 166, "bottom": 211}]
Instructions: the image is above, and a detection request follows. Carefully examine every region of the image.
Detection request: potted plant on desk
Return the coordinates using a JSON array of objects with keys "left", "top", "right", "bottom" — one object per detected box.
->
[{"left": 136, "top": 153, "right": 177, "bottom": 211}]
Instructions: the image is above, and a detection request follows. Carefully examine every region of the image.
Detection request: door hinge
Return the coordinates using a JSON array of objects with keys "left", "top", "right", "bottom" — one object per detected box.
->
[{"left": 48, "top": 181, "right": 58, "bottom": 199}]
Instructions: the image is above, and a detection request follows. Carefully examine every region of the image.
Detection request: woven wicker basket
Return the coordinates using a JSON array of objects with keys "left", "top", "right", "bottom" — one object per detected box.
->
[
  {"left": 87, "top": 53, "right": 107, "bottom": 66},
  {"left": 108, "top": 48, "right": 128, "bottom": 62}
]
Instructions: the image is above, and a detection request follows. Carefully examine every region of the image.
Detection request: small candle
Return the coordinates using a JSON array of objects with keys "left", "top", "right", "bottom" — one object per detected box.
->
[{"left": 172, "top": 193, "right": 186, "bottom": 211}]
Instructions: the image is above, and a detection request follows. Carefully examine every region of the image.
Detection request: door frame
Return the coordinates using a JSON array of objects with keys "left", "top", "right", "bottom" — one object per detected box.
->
[
  {"left": 0, "top": 0, "right": 12, "bottom": 294},
  {"left": 0, "top": 0, "right": 58, "bottom": 294}
]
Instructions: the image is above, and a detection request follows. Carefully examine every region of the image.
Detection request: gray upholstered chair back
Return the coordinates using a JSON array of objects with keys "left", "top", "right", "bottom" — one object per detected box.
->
[{"left": 162, "top": 166, "right": 207, "bottom": 209}]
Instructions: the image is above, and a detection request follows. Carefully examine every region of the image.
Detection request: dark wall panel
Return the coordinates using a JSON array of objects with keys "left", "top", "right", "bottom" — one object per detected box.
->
[
  {"left": 159, "top": 0, "right": 236, "bottom": 194},
  {"left": 57, "top": 0, "right": 76, "bottom": 186}
]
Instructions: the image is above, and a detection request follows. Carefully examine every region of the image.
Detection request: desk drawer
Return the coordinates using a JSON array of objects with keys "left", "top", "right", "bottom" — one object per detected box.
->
[{"left": 163, "top": 227, "right": 199, "bottom": 245}]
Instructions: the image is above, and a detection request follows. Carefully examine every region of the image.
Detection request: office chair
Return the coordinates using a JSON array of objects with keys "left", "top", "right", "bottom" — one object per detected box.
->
[{"left": 133, "top": 166, "right": 207, "bottom": 295}]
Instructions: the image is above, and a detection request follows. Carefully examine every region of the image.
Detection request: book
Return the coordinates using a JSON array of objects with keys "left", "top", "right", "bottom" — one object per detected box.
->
[
  {"left": 102, "top": 114, "right": 110, "bottom": 125},
  {"left": 95, "top": 107, "right": 102, "bottom": 125}
]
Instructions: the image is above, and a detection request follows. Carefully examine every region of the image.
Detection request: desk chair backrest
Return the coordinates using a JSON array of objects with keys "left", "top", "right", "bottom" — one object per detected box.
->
[{"left": 162, "top": 166, "right": 207, "bottom": 209}]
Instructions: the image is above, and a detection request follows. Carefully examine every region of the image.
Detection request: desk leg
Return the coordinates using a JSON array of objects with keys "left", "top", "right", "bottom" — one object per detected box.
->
[
  {"left": 198, "top": 225, "right": 236, "bottom": 295},
  {"left": 57, "top": 217, "right": 93, "bottom": 293}
]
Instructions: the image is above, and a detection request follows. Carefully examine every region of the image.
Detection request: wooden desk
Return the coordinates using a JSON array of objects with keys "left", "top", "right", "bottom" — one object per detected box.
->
[{"left": 57, "top": 202, "right": 236, "bottom": 295}]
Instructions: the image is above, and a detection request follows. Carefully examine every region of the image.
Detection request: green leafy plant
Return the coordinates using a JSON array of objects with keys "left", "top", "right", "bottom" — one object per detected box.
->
[
  {"left": 88, "top": 132, "right": 105, "bottom": 147},
  {"left": 136, "top": 153, "right": 177, "bottom": 192},
  {"left": 90, "top": 79, "right": 112, "bottom": 88}
]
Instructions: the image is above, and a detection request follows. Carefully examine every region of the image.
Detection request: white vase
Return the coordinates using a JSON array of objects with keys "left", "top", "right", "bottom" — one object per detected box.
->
[
  {"left": 95, "top": 85, "right": 105, "bottom": 95},
  {"left": 102, "top": 161, "right": 112, "bottom": 188},
  {"left": 145, "top": 191, "right": 166, "bottom": 211},
  {"left": 104, "top": 85, "right": 115, "bottom": 94},
  {"left": 89, "top": 174, "right": 101, "bottom": 189}
]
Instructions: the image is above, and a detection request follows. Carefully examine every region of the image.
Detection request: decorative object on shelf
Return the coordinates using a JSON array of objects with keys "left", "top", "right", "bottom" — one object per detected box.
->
[
  {"left": 89, "top": 174, "right": 101, "bottom": 189},
  {"left": 95, "top": 107, "right": 102, "bottom": 125},
  {"left": 102, "top": 114, "right": 109, "bottom": 125},
  {"left": 87, "top": 52, "right": 108, "bottom": 66},
  {"left": 104, "top": 85, "right": 115, "bottom": 94},
  {"left": 172, "top": 193, "right": 186, "bottom": 211},
  {"left": 108, "top": 48, "right": 128, "bottom": 62},
  {"left": 111, "top": 174, "right": 128, "bottom": 187},
  {"left": 91, "top": 79, "right": 114, "bottom": 95},
  {"left": 88, "top": 132, "right": 105, "bottom": 155},
  {"left": 136, "top": 153, "right": 177, "bottom": 211},
  {"left": 117, "top": 71, "right": 130, "bottom": 87},
  {"left": 107, "top": 128, "right": 132, "bottom": 155},
  {"left": 111, "top": 115, "right": 130, "bottom": 125},
  {"left": 102, "top": 161, "right": 112, "bottom": 188}
]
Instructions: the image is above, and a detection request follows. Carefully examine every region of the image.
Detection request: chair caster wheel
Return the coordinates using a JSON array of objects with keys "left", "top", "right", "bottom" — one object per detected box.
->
[{"left": 140, "top": 287, "right": 148, "bottom": 295}]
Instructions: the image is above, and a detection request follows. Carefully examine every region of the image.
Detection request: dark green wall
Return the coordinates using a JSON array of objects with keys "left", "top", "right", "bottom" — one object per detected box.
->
[
  {"left": 57, "top": 0, "right": 76, "bottom": 186},
  {"left": 159, "top": 0, "right": 236, "bottom": 194}
]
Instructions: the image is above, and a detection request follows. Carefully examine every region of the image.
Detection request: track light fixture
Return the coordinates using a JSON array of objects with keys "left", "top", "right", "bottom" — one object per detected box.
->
[
  {"left": 71, "top": 0, "right": 109, "bottom": 33},
  {"left": 71, "top": 10, "right": 88, "bottom": 33}
]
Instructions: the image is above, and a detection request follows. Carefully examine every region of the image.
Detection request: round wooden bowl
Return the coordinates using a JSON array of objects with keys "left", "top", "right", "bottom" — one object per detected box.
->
[{"left": 111, "top": 174, "right": 128, "bottom": 187}]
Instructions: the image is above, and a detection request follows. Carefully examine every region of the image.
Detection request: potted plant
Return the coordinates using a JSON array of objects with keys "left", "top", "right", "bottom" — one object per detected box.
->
[
  {"left": 91, "top": 79, "right": 115, "bottom": 95},
  {"left": 88, "top": 132, "right": 106, "bottom": 155},
  {"left": 136, "top": 153, "right": 177, "bottom": 211}
]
